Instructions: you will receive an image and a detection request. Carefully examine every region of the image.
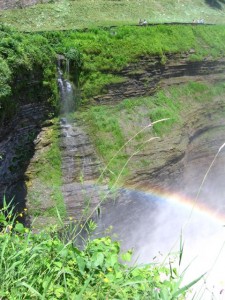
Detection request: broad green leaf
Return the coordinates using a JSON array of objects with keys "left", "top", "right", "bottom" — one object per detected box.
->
[
  {"left": 14, "top": 223, "right": 25, "bottom": 233},
  {"left": 77, "top": 256, "right": 86, "bottom": 273},
  {"left": 92, "top": 252, "right": 104, "bottom": 267},
  {"left": 121, "top": 250, "right": 132, "bottom": 262},
  {"left": 0, "top": 213, "right": 6, "bottom": 224}
]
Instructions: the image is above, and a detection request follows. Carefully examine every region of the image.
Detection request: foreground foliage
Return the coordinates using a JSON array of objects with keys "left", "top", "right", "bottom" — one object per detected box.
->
[{"left": 0, "top": 205, "right": 198, "bottom": 299}]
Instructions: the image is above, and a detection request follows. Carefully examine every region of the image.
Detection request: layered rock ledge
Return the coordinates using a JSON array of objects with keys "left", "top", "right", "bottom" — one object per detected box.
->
[{"left": 93, "top": 53, "right": 225, "bottom": 104}]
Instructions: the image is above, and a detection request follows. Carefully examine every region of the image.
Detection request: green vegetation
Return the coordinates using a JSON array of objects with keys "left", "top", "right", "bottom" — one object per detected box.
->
[
  {"left": 0, "top": 205, "right": 201, "bottom": 299},
  {"left": 0, "top": 25, "right": 64, "bottom": 226},
  {"left": 1, "top": 24, "right": 225, "bottom": 112},
  {"left": 0, "top": 0, "right": 225, "bottom": 31},
  {"left": 43, "top": 25, "right": 225, "bottom": 101},
  {"left": 77, "top": 81, "right": 225, "bottom": 184},
  {"left": 26, "top": 120, "right": 66, "bottom": 227},
  {"left": 0, "top": 25, "right": 58, "bottom": 124}
]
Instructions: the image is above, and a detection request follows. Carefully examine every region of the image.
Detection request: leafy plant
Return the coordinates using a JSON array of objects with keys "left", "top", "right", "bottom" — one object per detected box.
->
[
  {"left": 0, "top": 57, "right": 11, "bottom": 98},
  {"left": 0, "top": 203, "right": 200, "bottom": 299}
]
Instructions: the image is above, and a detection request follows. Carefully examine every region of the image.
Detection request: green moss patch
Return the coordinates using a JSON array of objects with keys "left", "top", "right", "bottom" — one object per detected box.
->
[{"left": 26, "top": 119, "right": 66, "bottom": 229}]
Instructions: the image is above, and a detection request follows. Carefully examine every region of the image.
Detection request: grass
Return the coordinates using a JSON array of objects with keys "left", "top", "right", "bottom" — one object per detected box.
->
[
  {"left": 76, "top": 81, "right": 225, "bottom": 184},
  {"left": 0, "top": 203, "right": 201, "bottom": 299},
  {"left": 1, "top": 23, "right": 225, "bottom": 110},
  {"left": 0, "top": 0, "right": 225, "bottom": 32},
  {"left": 42, "top": 25, "right": 225, "bottom": 101}
]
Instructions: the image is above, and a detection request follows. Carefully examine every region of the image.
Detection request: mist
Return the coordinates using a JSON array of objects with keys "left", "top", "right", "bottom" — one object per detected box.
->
[{"left": 93, "top": 140, "right": 225, "bottom": 299}]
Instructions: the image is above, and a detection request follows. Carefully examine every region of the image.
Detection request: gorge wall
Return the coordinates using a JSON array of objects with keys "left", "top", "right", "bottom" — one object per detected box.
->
[
  {"left": 0, "top": 62, "right": 54, "bottom": 218},
  {"left": 54, "top": 54, "right": 225, "bottom": 222},
  {"left": 90, "top": 52, "right": 225, "bottom": 192},
  {"left": 93, "top": 52, "right": 225, "bottom": 104},
  {"left": 1, "top": 51, "right": 225, "bottom": 226}
]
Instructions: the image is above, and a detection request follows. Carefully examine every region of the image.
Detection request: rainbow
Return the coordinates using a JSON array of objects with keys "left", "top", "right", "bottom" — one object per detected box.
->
[
  {"left": 105, "top": 184, "right": 225, "bottom": 297},
  {"left": 121, "top": 185, "right": 225, "bottom": 227}
]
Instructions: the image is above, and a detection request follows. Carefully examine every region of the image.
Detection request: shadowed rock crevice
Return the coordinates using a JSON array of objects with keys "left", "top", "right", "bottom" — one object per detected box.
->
[{"left": 0, "top": 103, "right": 50, "bottom": 211}]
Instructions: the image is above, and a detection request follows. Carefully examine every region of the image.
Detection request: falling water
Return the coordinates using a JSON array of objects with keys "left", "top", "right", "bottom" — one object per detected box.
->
[
  {"left": 66, "top": 58, "right": 70, "bottom": 75},
  {"left": 57, "top": 58, "right": 76, "bottom": 114}
]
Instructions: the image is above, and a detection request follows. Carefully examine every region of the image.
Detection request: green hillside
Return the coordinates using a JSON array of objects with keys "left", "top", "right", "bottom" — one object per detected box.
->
[{"left": 0, "top": 0, "right": 225, "bottom": 32}]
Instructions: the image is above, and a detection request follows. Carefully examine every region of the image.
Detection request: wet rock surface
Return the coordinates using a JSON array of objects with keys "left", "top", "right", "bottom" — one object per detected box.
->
[
  {"left": 60, "top": 122, "right": 102, "bottom": 183},
  {"left": 60, "top": 120, "right": 107, "bottom": 221}
]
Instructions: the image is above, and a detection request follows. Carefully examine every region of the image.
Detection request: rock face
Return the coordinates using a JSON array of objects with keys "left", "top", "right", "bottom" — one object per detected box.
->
[
  {"left": 0, "top": 50, "right": 54, "bottom": 214},
  {"left": 60, "top": 120, "right": 109, "bottom": 221},
  {"left": 128, "top": 97, "right": 225, "bottom": 194},
  {"left": 24, "top": 119, "right": 64, "bottom": 229},
  {"left": 93, "top": 54, "right": 225, "bottom": 104},
  {"left": 61, "top": 122, "right": 101, "bottom": 184},
  {"left": 89, "top": 53, "right": 225, "bottom": 195},
  {"left": 180, "top": 108, "right": 225, "bottom": 212},
  {"left": 0, "top": 103, "right": 49, "bottom": 210},
  {"left": 83, "top": 53, "right": 225, "bottom": 212}
]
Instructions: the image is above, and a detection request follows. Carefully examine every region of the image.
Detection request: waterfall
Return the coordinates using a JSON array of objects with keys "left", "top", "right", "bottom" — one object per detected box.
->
[
  {"left": 57, "top": 58, "right": 76, "bottom": 115},
  {"left": 66, "top": 58, "right": 70, "bottom": 75}
]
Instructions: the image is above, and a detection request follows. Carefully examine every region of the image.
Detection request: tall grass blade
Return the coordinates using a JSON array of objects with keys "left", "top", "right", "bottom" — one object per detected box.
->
[
  {"left": 98, "top": 118, "right": 169, "bottom": 182},
  {"left": 171, "top": 273, "right": 206, "bottom": 299},
  {"left": 19, "top": 282, "right": 43, "bottom": 298},
  {"left": 56, "top": 206, "right": 64, "bottom": 226},
  {"left": 74, "top": 120, "right": 168, "bottom": 239},
  {"left": 179, "top": 232, "right": 184, "bottom": 267},
  {"left": 73, "top": 276, "right": 92, "bottom": 300},
  {"left": 0, "top": 236, "right": 9, "bottom": 266}
]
